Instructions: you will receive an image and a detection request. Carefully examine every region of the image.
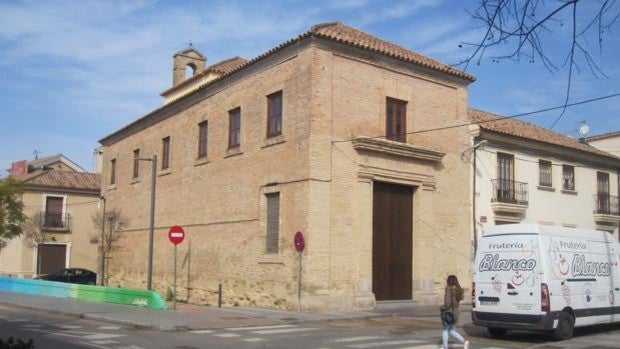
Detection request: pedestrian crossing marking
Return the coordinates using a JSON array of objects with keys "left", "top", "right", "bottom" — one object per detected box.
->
[
  {"left": 228, "top": 324, "right": 295, "bottom": 331},
  {"left": 242, "top": 337, "right": 266, "bottom": 342},
  {"left": 333, "top": 336, "right": 385, "bottom": 343},
  {"left": 58, "top": 325, "right": 83, "bottom": 329},
  {"left": 98, "top": 325, "right": 121, "bottom": 330},
  {"left": 91, "top": 340, "right": 119, "bottom": 345},
  {"left": 22, "top": 324, "right": 42, "bottom": 328},
  {"left": 190, "top": 329, "right": 214, "bottom": 334},
  {"left": 214, "top": 333, "right": 241, "bottom": 338},
  {"left": 252, "top": 327, "right": 318, "bottom": 334},
  {"left": 348, "top": 339, "right": 425, "bottom": 348}
]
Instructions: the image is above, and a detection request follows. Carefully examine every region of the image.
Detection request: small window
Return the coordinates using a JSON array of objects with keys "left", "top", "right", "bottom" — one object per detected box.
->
[
  {"left": 110, "top": 159, "right": 116, "bottom": 185},
  {"left": 44, "top": 196, "right": 64, "bottom": 228},
  {"left": 562, "top": 165, "right": 575, "bottom": 191},
  {"left": 198, "top": 121, "right": 208, "bottom": 158},
  {"left": 162, "top": 137, "right": 170, "bottom": 170},
  {"left": 386, "top": 97, "right": 407, "bottom": 142},
  {"left": 539, "top": 160, "right": 552, "bottom": 187},
  {"left": 132, "top": 149, "right": 140, "bottom": 178},
  {"left": 228, "top": 107, "right": 241, "bottom": 148},
  {"left": 266, "top": 192, "right": 280, "bottom": 254},
  {"left": 267, "top": 91, "right": 282, "bottom": 138}
]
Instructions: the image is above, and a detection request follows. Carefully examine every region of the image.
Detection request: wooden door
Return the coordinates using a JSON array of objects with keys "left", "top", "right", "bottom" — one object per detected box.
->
[
  {"left": 38, "top": 244, "right": 66, "bottom": 274},
  {"left": 372, "top": 182, "right": 413, "bottom": 300}
]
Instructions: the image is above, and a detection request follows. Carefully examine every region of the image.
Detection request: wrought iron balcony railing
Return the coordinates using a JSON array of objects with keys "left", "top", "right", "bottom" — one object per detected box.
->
[
  {"left": 491, "top": 179, "right": 529, "bottom": 206},
  {"left": 40, "top": 212, "right": 71, "bottom": 231},
  {"left": 594, "top": 194, "right": 620, "bottom": 216}
]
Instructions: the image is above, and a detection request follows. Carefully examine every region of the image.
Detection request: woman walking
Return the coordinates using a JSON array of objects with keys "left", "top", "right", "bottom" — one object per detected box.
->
[{"left": 440, "top": 275, "right": 469, "bottom": 349}]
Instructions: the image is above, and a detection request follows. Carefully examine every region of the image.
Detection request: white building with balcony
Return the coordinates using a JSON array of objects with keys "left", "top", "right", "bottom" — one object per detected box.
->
[{"left": 468, "top": 109, "right": 620, "bottom": 245}]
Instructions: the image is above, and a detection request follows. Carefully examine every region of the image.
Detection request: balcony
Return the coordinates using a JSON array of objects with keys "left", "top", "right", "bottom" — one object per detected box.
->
[
  {"left": 593, "top": 194, "right": 620, "bottom": 227},
  {"left": 491, "top": 179, "right": 529, "bottom": 220},
  {"left": 40, "top": 212, "right": 71, "bottom": 232}
]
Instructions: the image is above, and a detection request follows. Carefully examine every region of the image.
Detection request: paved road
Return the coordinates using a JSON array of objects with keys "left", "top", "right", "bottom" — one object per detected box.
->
[{"left": 2, "top": 303, "right": 620, "bottom": 348}]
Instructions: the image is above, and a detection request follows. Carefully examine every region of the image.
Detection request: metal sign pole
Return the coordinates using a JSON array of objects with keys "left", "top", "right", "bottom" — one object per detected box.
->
[
  {"left": 173, "top": 244, "right": 177, "bottom": 310},
  {"left": 297, "top": 250, "right": 302, "bottom": 312}
]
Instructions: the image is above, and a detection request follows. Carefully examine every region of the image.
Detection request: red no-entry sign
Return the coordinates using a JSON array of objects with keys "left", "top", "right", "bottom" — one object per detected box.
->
[{"left": 168, "top": 225, "right": 185, "bottom": 245}]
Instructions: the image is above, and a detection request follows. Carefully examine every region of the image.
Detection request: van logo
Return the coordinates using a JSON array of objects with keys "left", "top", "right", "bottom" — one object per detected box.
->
[
  {"left": 488, "top": 242, "right": 525, "bottom": 249},
  {"left": 479, "top": 253, "right": 536, "bottom": 272},
  {"left": 572, "top": 254, "right": 611, "bottom": 277}
]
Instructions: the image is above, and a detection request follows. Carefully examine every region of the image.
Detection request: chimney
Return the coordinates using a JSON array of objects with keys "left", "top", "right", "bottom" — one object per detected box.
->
[
  {"left": 10, "top": 160, "right": 28, "bottom": 177},
  {"left": 172, "top": 47, "right": 207, "bottom": 87}
]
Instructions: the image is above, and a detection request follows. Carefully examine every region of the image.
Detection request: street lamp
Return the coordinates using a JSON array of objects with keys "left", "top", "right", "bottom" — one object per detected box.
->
[{"left": 137, "top": 155, "right": 157, "bottom": 290}]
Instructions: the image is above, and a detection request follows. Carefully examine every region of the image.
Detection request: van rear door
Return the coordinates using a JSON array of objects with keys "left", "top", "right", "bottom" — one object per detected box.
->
[{"left": 475, "top": 234, "right": 541, "bottom": 315}]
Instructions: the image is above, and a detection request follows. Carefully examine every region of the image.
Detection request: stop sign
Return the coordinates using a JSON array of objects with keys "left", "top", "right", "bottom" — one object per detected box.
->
[{"left": 168, "top": 225, "right": 185, "bottom": 245}]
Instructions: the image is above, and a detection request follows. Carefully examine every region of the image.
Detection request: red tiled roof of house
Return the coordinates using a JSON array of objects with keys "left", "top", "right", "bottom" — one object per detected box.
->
[
  {"left": 100, "top": 22, "right": 475, "bottom": 145},
  {"left": 21, "top": 170, "right": 100, "bottom": 193},
  {"left": 161, "top": 56, "right": 248, "bottom": 96},
  {"left": 468, "top": 108, "right": 618, "bottom": 160},
  {"left": 583, "top": 130, "right": 620, "bottom": 142},
  {"left": 310, "top": 22, "right": 475, "bottom": 81}
]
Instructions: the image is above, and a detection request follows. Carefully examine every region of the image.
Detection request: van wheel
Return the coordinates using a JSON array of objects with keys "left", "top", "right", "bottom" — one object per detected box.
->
[
  {"left": 487, "top": 327, "right": 508, "bottom": 337},
  {"left": 551, "top": 312, "right": 574, "bottom": 341}
]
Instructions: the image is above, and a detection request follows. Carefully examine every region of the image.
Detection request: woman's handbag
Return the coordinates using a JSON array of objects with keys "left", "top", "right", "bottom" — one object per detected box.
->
[{"left": 440, "top": 309, "right": 456, "bottom": 325}]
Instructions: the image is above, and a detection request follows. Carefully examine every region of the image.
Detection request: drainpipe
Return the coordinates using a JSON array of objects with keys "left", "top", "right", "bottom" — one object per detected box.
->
[{"left": 471, "top": 140, "right": 487, "bottom": 255}]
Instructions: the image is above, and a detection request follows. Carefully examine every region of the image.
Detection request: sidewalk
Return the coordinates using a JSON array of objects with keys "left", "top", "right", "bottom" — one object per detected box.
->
[{"left": 0, "top": 290, "right": 470, "bottom": 332}]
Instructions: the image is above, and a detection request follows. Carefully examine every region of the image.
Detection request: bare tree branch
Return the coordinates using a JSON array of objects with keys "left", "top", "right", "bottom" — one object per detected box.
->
[{"left": 458, "top": 0, "right": 619, "bottom": 129}]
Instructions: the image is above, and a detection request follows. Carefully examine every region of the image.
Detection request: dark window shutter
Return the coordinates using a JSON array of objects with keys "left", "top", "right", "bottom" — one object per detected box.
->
[{"left": 266, "top": 193, "right": 280, "bottom": 254}]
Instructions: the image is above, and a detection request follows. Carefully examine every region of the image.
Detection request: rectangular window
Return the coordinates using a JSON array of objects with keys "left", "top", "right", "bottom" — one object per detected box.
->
[
  {"left": 496, "top": 152, "right": 515, "bottom": 202},
  {"left": 110, "top": 159, "right": 116, "bottom": 185},
  {"left": 198, "top": 121, "right": 208, "bottom": 158},
  {"left": 597, "top": 172, "right": 610, "bottom": 213},
  {"left": 538, "top": 160, "right": 552, "bottom": 187},
  {"left": 44, "top": 196, "right": 64, "bottom": 228},
  {"left": 132, "top": 149, "right": 140, "bottom": 178},
  {"left": 267, "top": 91, "right": 282, "bottom": 138},
  {"left": 266, "top": 192, "right": 280, "bottom": 254},
  {"left": 228, "top": 107, "right": 241, "bottom": 148},
  {"left": 162, "top": 136, "right": 170, "bottom": 170},
  {"left": 386, "top": 97, "right": 407, "bottom": 142},
  {"left": 562, "top": 165, "right": 575, "bottom": 191}
]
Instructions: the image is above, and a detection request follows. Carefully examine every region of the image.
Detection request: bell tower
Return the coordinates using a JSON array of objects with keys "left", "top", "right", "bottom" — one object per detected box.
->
[{"left": 172, "top": 47, "right": 206, "bottom": 87}]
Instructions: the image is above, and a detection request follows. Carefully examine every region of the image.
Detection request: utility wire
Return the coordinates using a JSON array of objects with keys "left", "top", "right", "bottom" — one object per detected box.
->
[
  {"left": 332, "top": 93, "right": 620, "bottom": 144},
  {"left": 478, "top": 148, "right": 617, "bottom": 169}
]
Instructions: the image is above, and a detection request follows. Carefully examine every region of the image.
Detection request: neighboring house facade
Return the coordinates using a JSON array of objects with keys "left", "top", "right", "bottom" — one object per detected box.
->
[
  {"left": 0, "top": 155, "right": 101, "bottom": 278},
  {"left": 584, "top": 130, "right": 620, "bottom": 157},
  {"left": 98, "top": 22, "right": 476, "bottom": 310},
  {"left": 469, "top": 109, "right": 620, "bottom": 243}
]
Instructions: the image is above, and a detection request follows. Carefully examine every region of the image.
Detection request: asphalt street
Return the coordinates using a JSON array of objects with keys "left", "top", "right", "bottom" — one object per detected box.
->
[{"left": 2, "top": 303, "right": 620, "bottom": 349}]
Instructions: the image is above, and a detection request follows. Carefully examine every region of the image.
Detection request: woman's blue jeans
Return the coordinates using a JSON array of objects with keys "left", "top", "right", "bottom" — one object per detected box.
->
[{"left": 442, "top": 323, "right": 464, "bottom": 348}]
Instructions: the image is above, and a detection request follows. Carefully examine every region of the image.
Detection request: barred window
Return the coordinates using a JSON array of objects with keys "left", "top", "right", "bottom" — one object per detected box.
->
[
  {"left": 562, "top": 165, "right": 575, "bottom": 191},
  {"left": 539, "top": 160, "right": 552, "bottom": 187},
  {"left": 266, "top": 192, "right": 280, "bottom": 254},
  {"left": 386, "top": 97, "right": 407, "bottom": 142}
]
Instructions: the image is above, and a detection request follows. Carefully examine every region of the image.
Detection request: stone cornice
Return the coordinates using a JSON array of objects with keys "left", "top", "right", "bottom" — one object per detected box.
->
[{"left": 351, "top": 137, "right": 445, "bottom": 162}]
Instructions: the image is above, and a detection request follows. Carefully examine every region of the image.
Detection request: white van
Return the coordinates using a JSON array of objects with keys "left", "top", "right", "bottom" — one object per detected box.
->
[{"left": 472, "top": 224, "right": 620, "bottom": 340}]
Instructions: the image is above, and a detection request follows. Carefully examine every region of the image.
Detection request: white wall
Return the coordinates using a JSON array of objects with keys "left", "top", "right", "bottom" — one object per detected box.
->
[{"left": 475, "top": 144, "right": 619, "bottom": 240}]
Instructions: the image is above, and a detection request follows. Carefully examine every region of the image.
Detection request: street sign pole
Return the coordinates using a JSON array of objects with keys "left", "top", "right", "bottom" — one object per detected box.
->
[
  {"left": 173, "top": 243, "right": 177, "bottom": 310},
  {"left": 168, "top": 225, "right": 185, "bottom": 311},
  {"left": 294, "top": 231, "right": 305, "bottom": 312}
]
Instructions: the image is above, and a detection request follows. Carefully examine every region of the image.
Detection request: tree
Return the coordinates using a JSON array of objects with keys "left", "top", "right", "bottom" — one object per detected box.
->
[
  {"left": 0, "top": 178, "right": 26, "bottom": 249},
  {"left": 21, "top": 212, "right": 46, "bottom": 274},
  {"left": 92, "top": 209, "right": 127, "bottom": 285},
  {"left": 460, "top": 0, "right": 619, "bottom": 127}
]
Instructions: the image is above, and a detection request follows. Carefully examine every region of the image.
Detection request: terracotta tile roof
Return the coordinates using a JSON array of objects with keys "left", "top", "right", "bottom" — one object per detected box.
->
[
  {"left": 101, "top": 22, "right": 475, "bottom": 145},
  {"left": 161, "top": 56, "right": 248, "bottom": 96},
  {"left": 310, "top": 22, "right": 475, "bottom": 81},
  {"left": 468, "top": 108, "right": 619, "bottom": 160},
  {"left": 21, "top": 170, "right": 100, "bottom": 193},
  {"left": 583, "top": 130, "right": 620, "bottom": 142}
]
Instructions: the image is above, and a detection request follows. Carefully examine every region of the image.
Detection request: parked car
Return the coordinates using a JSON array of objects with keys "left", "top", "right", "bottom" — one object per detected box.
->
[{"left": 35, "top": 268, "right": 97, "bottom": 285}]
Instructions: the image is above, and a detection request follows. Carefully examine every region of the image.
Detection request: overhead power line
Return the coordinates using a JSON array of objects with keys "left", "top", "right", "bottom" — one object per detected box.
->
[{"left": 332, "top": 92, "right": 620, "bottom": 144}]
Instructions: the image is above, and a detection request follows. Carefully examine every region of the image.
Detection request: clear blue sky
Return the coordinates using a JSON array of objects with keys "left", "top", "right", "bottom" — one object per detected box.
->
[{"left": 1, "top": 0, "right": 618, "bottom": 172}]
